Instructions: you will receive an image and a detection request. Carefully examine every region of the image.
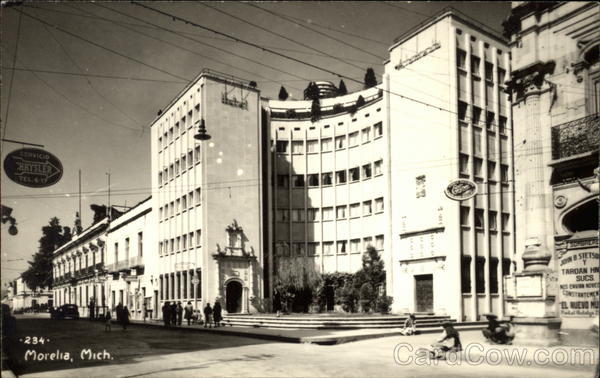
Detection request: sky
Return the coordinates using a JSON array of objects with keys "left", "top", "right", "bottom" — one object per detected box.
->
[{"left": 0, "top": 1, "right": 512, "bottom": 287}]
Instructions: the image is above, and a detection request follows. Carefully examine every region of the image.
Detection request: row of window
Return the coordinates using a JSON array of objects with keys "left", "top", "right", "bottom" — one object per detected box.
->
[
  {"left": 113, "top": 233, "right": 144, "bottom": 263},
  {"left": 460, "top": 207, "right": 510, "bottom": 231},
  {"left": 461, "top": 256, "right": 512, "bottom": 294},
  {"left": 158, "top": 230, "right": 202, "bottom": 255},
  {"left": 458, "top": 102, "right": 507, "bottom": 134},
  {"left": 159, "top": 189, "right": 201, "bottom": 221},
  {"left": 158, "top": 146, "right": 202, "bottom": 185},
  {"left": 457, "top": 49, "right": 506, "bottom": 84},
  {"left": 275, "top": 235, "right": 384, "bottom": 256},
  {"left": 157, "top": 104, "right": 200, "bottom": 150},
  {"left": 277, "top": 160, "right": 384, "bottom": 189},
  {"left": 276, "top": 198, "right": 384, "bottom": 222},
  {"left": 276, "top": 107, "right": 382, "bottom": 132},
  {"left": 459, "top": 155, "right": 509, "bottom": 182},
  {"left": 159, "top": 270, "right": 201, "bottom": 301},
  {"left": 275, "top": 122, "right": 383, "bottom": 154}
]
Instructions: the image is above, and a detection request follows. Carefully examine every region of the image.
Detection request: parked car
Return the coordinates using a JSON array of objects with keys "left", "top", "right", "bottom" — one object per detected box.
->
[{"left": 51, "top": 304, "right": 80, "bottom": 320}]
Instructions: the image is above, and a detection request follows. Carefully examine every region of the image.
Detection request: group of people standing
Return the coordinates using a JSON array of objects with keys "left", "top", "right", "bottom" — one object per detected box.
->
[
  {"left": 161, "top": 301, "right": 222, "bottom": 327},
  {"left": 104, "top": 302, "right": 130, "bottom": 332}
]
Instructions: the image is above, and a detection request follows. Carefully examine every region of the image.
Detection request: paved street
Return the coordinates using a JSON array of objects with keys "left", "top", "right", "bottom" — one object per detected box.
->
[{"left": 3, "top": 317, "right": 597, "bottom": 377}]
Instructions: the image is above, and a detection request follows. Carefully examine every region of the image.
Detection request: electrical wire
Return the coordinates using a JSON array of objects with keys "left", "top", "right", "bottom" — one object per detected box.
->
[
  {"left": 2, "top": 11, "right": 22, "bottom": 141},
  {"left": 0, "top": 66, "right": 188, "bottom": 83}
]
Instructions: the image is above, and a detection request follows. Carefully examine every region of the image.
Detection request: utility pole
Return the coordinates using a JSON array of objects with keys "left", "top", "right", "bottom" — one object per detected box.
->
[
  {"left": 106, "top": 172, "right": 111, "bottom": 221},
  {"left": 78, "top": 169, "right": 82, "bottom": 227}
]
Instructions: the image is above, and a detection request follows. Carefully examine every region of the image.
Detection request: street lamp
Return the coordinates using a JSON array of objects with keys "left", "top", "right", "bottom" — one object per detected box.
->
[{"left": 193, "top": 119, "right": 211, "bottom": 141}]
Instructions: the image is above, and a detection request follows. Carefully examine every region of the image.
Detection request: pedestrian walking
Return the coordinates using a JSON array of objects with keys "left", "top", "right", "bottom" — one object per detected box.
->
[
  {"left": 176, "top": 302, "right": 183, "bottom": 326},
  {"left": 213, "top": 301, "right": 222, "bottom": 327},
  {"left": 162, "top": 301, "right": 170, "bottom": 326},
  {"left": 203, "top": 303, "right": 213, "bottom": 328},
  {"left": 116, "top": 302, "right": 123, "bottom": 326},
  {"left": 170, "top": 302, "right": 177, "bottom": 326},
  {"left": 121, "top": 306, "right": 130, "bottom": 330},
  {"left": 184, "top": 301, "right": 194, "bottom": 326},
  {"left": 143, "top": 302, "right": 148, "bottom": 323},
  {"left": 104, "top": 310, "right": 112, "bottom": 332}
]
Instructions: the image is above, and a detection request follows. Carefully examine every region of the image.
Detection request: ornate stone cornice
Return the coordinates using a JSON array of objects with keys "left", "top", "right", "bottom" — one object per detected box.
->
[{"left": 506, "top": 60, "right": 556, "bottom": 102}]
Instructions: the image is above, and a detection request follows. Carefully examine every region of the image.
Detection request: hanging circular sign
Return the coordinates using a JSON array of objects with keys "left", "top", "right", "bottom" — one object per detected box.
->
[
  {"left": 444, "top": 178, "right": 477, "bottom": 201},
  {"left": 3, "top": 148, "right": 63, "bottom": 188}
]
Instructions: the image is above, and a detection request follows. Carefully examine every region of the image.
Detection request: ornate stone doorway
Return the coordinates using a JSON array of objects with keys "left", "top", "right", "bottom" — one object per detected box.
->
[{"left": 226, "top": 280, "right": 243, "bottom": 313}]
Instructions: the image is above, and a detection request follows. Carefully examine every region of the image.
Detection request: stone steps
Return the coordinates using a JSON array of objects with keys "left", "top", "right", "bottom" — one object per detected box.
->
[{"left": 222, "top": 314, "right": 460, "bottom": 329}]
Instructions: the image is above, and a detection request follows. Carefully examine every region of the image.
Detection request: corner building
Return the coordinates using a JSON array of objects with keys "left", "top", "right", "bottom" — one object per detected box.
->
[
  {"left": 150, "top": 10, "right": 513, "bottom": 321},
  {"left": 151, "top": 70, "right": 268, "bottom": 314},
  {"left": 384, "top": 10, "right": 514, "bottom": 320}
]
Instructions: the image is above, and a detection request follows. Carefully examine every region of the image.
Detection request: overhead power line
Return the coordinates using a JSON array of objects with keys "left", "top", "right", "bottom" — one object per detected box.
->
[
  {"left": 2, "top": 11, "right": 22, "bottom": 141},
  {"left": 0, "top": 66, "right": 188, "bottom": 83},
  {"left": 245, "top": 3, "right": 386, "bottom": 61}
]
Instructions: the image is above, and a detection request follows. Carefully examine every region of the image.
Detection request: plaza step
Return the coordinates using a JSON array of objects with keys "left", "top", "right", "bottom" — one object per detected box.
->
[{"left": 221, "top": 314, "right": 460, "bottom": 329}]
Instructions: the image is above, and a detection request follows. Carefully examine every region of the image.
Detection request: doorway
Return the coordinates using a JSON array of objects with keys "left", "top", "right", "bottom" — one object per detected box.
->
[
  {"left": 415, "top": 274, "right": 433, "bottom": 313},
  {"left": 225, "top": 280, "right": 243, "bottom": 313},
  {"left": 325, "top": 285, "right": 335, "bottom": 311}
]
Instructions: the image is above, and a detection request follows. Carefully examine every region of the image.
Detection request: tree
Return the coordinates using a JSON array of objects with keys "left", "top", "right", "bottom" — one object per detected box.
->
[
  {"left": 21, "top": 217, "right": 72, "bottom": 291},
  {"left": 274, "top": 257, "right": 321, "bottom": 313},
  {"left": 278, "top": 86, "right": 289, "bottom": 101},
  {"left": 356, "top": 95, "right": 366, "bottom": 108},
  {"left": 338, "top": 80, "right": 348, "bottom": 95},
  {"left": 310, "top": 98, "right": 321, "bottom": 122},
  {"left": 364, "top": 68, "right": 378, "bottom": 89},
  {"left": 352, "top": 246, "right": 386, "bottom": 311},
  {"left": 303, "top": 81, "right": 319, "bottom": 101}
]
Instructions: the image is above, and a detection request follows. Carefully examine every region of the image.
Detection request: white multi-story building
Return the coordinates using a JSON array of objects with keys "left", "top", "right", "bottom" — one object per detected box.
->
[{"left": 7, "top": 277, "right": 52, "bottom": 312}]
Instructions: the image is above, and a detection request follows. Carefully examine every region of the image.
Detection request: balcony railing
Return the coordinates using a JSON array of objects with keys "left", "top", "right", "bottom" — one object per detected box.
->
[
  {"left": 106, "top": 256, "right": 144, "bottom": 273},
  {"left": 551, "top": 114, "right": 600, "bottom": 160}
]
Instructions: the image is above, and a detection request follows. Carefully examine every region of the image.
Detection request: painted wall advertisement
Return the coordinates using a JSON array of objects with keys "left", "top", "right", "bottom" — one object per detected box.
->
[{"left": 558, "top": 238, "right": 600, "bottom": 317}]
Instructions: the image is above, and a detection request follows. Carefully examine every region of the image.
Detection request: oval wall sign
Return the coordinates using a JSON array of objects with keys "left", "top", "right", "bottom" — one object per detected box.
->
[
  {"left": 444, "top": 179, "right": 477, "bottom": 201},
  {"left": 3, "top": 148, "right": 63, "bottom": 188}
]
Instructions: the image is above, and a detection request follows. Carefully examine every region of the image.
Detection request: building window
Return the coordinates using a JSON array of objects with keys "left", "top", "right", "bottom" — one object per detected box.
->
[
  {"left": 497, "top": 68, "right": 506, "bottom": 85},
  {"left": 476, "top": 257, "right": 485, "bottom": 293},
  {"left": 322, "top": 172, "right": 333, "bottom": 186},
  {"left": 363, "top": 237, "right": 373, "bottom": 250},
  {"left": 321, "top": 138, "right": 332, "bottom": 152},
  {"left": 187, "top": 150, "right": 193, "bottom": 168},
  {"left": 486, "top": 111, "right": 495, "bottom": 130},
  {"left": 188, "top": 232, "right": 194, "bottom": 248},
  {"left": 307, "top": 208, "right": 320, "bottom": 222},
  {"left": 114, "top": 242, "right": 119, "bottom": 262},
  {"left": 159, "top": 241, "right": 163, "bottom": 256},
  {"left": 474, "top": 157, "right": 483, "bottom": 177},
  {"left": 292, "top": 209, "right": 304, "bottom": 222},
  {"left": 169, "top": 164, "right": 174, "bottom": 180},
  {"left": 475, "top": 209, "right": 484, "bottom": 229},
  {"left": 181, "top": 155, "right": 186, "bottom": 171},
  {"left": 182, "top": 234, "right": 187, "bottom": 250},
  {"left": 348, "top": 132, "right": 359, "bottom": 147},
  {"left": 292, "top": 141, "right": 304, "bottom": 154},
  {"left": 375, "top": 235, "right": 384, "bottom": 250},
  {"left": 307, "top": 140, "right": 318, "bottom": 153},
  {"left": 350, "top": 239, "right": 361, "bottom": 253},
  {"left": 182, "top": 195, "right": 187, "bottom": 209},
  {"left": 460, "top": 206, "right": 470, "bottom": 226},
  {"left": 335, "top": 135, "right": 346, "bottom": 149},
  {"left": 170, "top": 239, "right": 174, "bottom": 253},
  {"left": 323, "top": 242, "right": 334, "bottom": 255},
  {"left": 499, "top": 116, "right": 507, "bottom": 135},
  {"left": 502, "top": 258, "right": 512, "bottom": 277},
  {"left": 170, "top": 201, "right": 175, "bottom": 216},
  {"left": 349, "top": 167, "right": 360, "bottom": 182},
  {"left": 158, "top": 137, "right": 163, "bottom": 150},
  {"left": 307, "top": 174, "right": 319, "bottom": 187},
  {"left": 176, "top": 236, "right": 181, "bottom": 252},
  {"left": 488, "top": 161, "right": 496, "bottom": 180},
  {"left": 292, "top": 242, "right": 305, "bottom": 256},
  {"left": 322, "top": 207, "right": 333, "bottom": 221},
  {"left": 349, "top": 203, "right": 361, "bottom": 218},
  {"left": 473, "top": 127, "right": 482, "bottom": 156},
  {"left": 416, "top": 175, "right": 426, "bottom": 198},
  {"left": 337, "top": 240, "right": 347, "bottom": 254},
  {"left": 374, "top": 197, "right": 384, "bottom": 213},
  {"left": 138, "top": 232, "right": 143, "bottom": 257},
  {"left": 277, "top": 175, "right": 289, "bottom": 188},
  {"left": 336, "top": 170, "right": 347, "bottom": 184},
  {"left": 501, "top": 213, "right": 510, "bottom": 232},
  {"left": 489, "top": 211, "right": 497, "bottom": 231},
  {"left": 362, "top": 127, "right": 371, "bottom": 143},
  {"left": 500, "top": 164, "right": 509, "bottom": 183},
  {"left": 459, "top": 154, "right": 469, "bottom": 175},
  {"left": 374, "top": 159, "right": 383, "bottom": 175},
  {"left": 373, "top": 122, "right": 383, "bottom": 137},
  {"left": 307, "top": 242, "right": 318, "bottom": 256},
  {"left": 276, "top": 140, "right": 289, "bottom": 153},
  {"left": 362, "top": 164, "right": 372, "bottom": 179},
  {"left": 457, "top": 49, "right": 467, "bottom": 69},
  {"left": 458, "top": 101, "right": 468, "bottom": 121},
  {"left": 461, "top": 256, "right": 471, "bottom": 293},
  {"left": 195, "top": 188, "right": 201, "bottom": 205},
  {"left": 363, "top": 200, "right": 372, "bottom": 216},
  {"left": 293, "top": 174, "right": 305, "bottom": 187},
  {"left": 194, "top": 146, "right": 201, "bottom": 163},
  {"left": 485, "top": 61, "right": 493, "bottom": 81},
  {"left": 275, "top": 242, "right": 289, "bottom": 257},
  {"left": 196, "top": 230, "right": 201, "bottom": 246},
  {"left": 472, "top": 106, "right": 482, "bottom": 127},
  {"left": 471, "top": 55, "right": 480, "bottom": 76},
  {"left": 176, "top": 199, "right": 181, "bottom": 214},
  {"left": 175, "top": 159, "right": 180, "bottom": 176},
  {"left": 187, "top": 192, "right": 193, "bottom": 208},
  {"left": 336, "top": 205, "right": 347, "bottom": 219},
  {"left": 277, "top": 209, "right": 289, "bottom": 222}
]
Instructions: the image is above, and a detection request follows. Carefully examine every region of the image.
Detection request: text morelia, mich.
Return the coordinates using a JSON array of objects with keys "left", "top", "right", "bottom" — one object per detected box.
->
[{"left": 24, "top": 349, "right": 112, "bottom": 361}]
